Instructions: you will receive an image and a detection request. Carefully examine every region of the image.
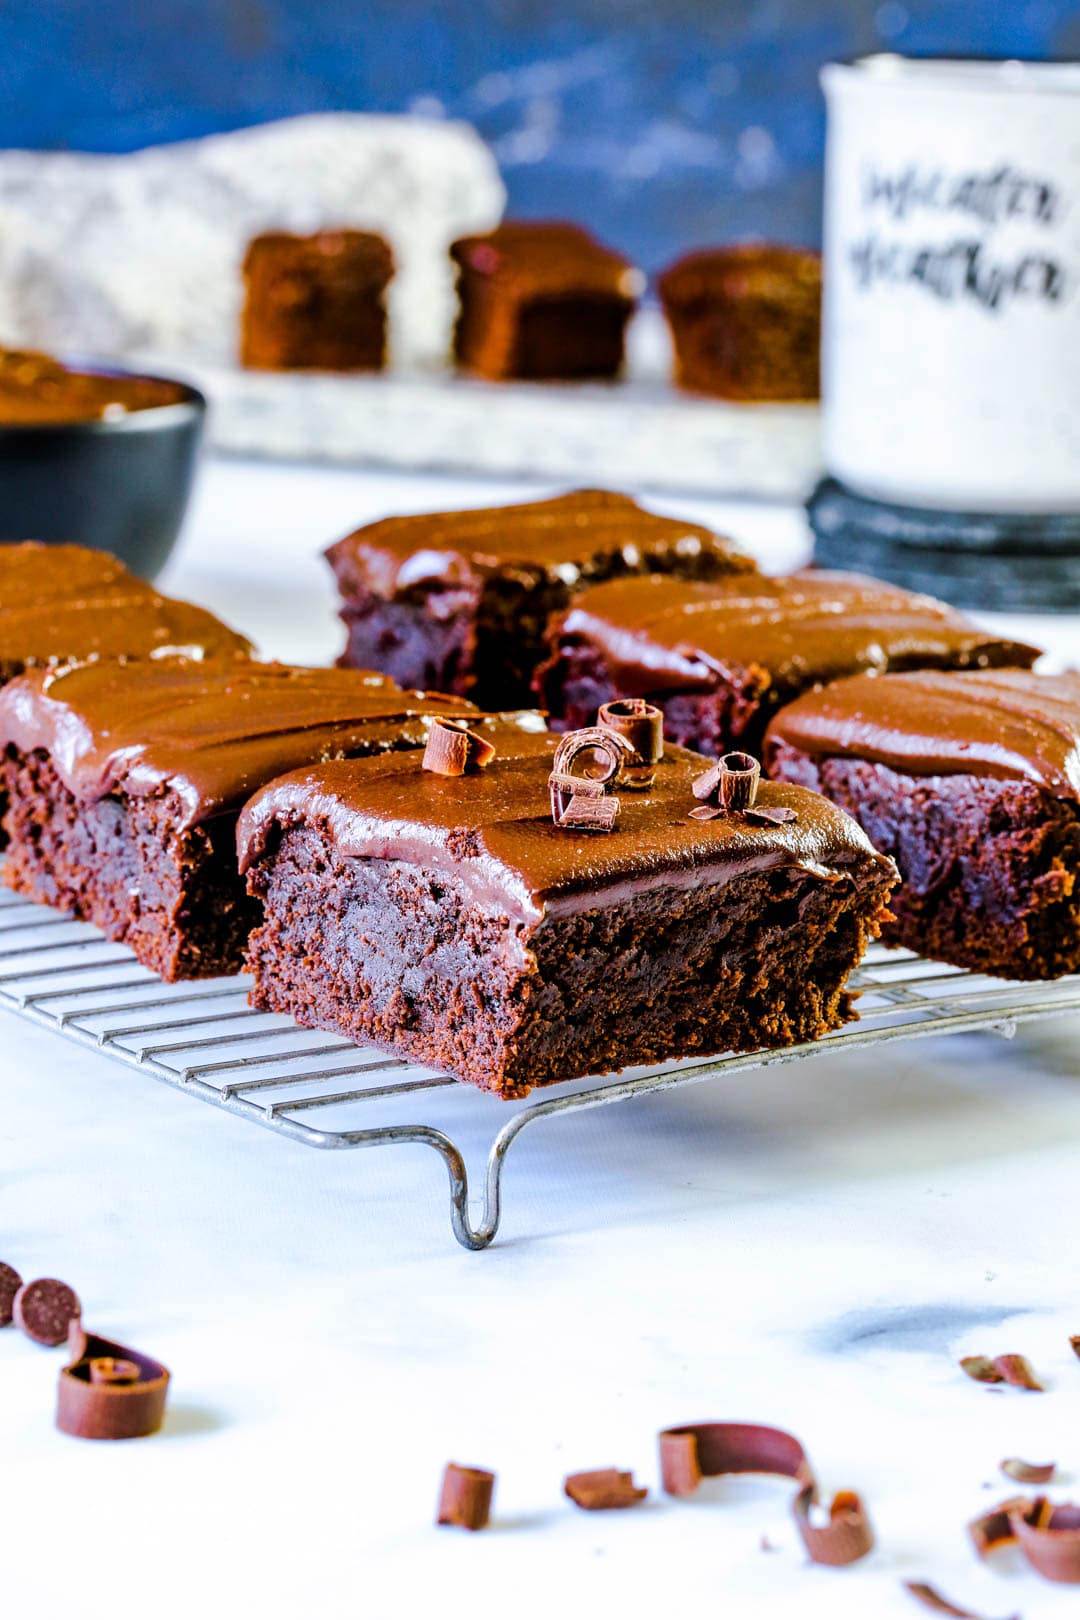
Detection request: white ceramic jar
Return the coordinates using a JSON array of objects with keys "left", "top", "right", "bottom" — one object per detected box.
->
[{"left": 821, "top": 56, "right": 1080, "bottom": 512}]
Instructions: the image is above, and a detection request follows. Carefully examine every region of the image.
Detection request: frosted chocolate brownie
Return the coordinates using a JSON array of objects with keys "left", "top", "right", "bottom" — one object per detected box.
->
[
  {"left": 766, "top": 669, "right": 1080, "bottom": 980},
  {"left": 237, "top": 723, "right": 897, "bottom": 1098},
  {"left": 326, "top": 489, "right": 754, "bottom": 709},
  {"left": 658, "top": 244, "right": 822, "bottom": 401},
  {"left": 240, "top": 230, "right": 395, "bottom": 371},
  {"left": 0, "top": 659, "right": 476, "bottom": 979},
  {"left": 0, "top": 541, "right": 251, "bottom": 850},
  {"left": 536, "top": 570, "right": 1040, "bottom": 754},
  {"left": 450, "top": 221, "right": 643, "bottom": 381}
]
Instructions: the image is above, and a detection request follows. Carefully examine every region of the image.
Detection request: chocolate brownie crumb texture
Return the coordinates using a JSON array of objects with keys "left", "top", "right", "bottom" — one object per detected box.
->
[
  {"left": 326, "top": 488, "right": 754, "bottom": 709},
  {"left": 537, "top": 569, "right": 1040, "bottom": 755},
  {"left": 766, "top": 669, "right": 1080, "bottom": 979},
  {"left": 238, "top": 723, "right": 896, "bottom": 1097},
  {"left": 0, "top": 658, "right": 480, "bottom": 980},
  {"left": 450, "top": 221, "right": 642, "bottom": 382}
]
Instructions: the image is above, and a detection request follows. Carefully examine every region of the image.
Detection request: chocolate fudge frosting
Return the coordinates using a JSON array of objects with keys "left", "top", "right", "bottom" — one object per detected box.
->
[
  {"left": 0, "top": 348, "right": 188, "bottom": 425},
  {"left": 326, "top": 489, "right": 753, "bottom": 599},
  {"left": 0, "top": 658, "right": 479, "bottom": 827},
  {"left": 237, "top": 723, "right": 894, "bottom": 923},
  {"left": 551, "top": 571, "right": 1041, "bottom": 697},
  {"left": 0, "top": 542, "right": 251, "bottom": 670},
  {"left": 451, "top": 222, "right": 643, "bottom": 300},
  {"left": 766, "top": 669, "right": 1080, "bottom": 800}
]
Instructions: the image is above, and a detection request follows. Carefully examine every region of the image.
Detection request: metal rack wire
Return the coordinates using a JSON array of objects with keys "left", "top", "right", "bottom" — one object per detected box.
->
[{"left": 3, "top": 883, "right": 1079, "bottom": 1249}]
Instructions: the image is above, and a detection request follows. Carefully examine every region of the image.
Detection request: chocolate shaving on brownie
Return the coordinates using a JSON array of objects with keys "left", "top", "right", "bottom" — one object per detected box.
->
[
  {"left": 597, "top": 698, "right": 664, "bottom": 788},
  {"left": 687, "top": 804, "right": 723, "bottom": 822},
  {"left": 903, "top": 1580, "right": 1018, "bottom": 1619},
  {"left": 658, "top": 1422, "right": 872, "bottom": 1566},
  {"left": 422, "top": 718, "right": 497, "bottom": 777},
  {"left": 564, "top": 1468, "right": 648, "bottom": 1511},
  {"left": 57, "top": 1325, "right": 170, "bottom": 1440},
  {"left": 0, "top": 1262, "right": 23, "bottom": 1327},
  {"left": 13, "top": 1277, "right": 81, "bottom": 1346},
  {"left": 436, "top": 1463, "right": 495, "bottom": 1531},
  {"left": 1001, "top": 1458, "right": 1056, "bottom": 1484},
  {"left": 744, "top": 804, "right": 799, "bottom": 826},
  {"left": 692, "top": 751, "right": 761, "bottom": 811},
  {"left": 971, "top": 1496, "right": 1080, "bottom": 1584},
  {"left": 556, "top": 792, "right": 620, "bottom": 832},
  {"left": 960, "top": 1353, "right": 1043, "bottom": 1390}
]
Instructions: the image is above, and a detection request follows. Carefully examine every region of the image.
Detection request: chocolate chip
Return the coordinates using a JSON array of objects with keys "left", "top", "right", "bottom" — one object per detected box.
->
[
  {"left": 13, "top": 1278, "right": 81, "bottom": 1346},
  {"left": 422, "top": 718, "right": 496, "bottom": 777},
  {"left": 692, "top": 751, "right": 761, "bottom": 811},
  {"left": 0, "top": 1262, "right": 23, "bottom": 1328},
  {"left": 436, "top": 1463, "right": 495, "bottom": 1531},
  {"left": 57, "top": 1328, "right": 170, "bottom": 1440},
  {"left": 564, "top": 1468, "right": 647, "bottom": 1511}
]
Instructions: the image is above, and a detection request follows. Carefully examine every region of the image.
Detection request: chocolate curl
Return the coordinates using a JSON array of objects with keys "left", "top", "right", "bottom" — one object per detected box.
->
[
  {"left": 597, "top": 698, "right": 663, "bottom": 789},
  {"left": 658, "top": 1422, "right": 872, "bottom": 1567},
  {"left": 1070, "top": 1333, "right": 1080, "bottom": 1360},
  {"left": 1009, "top": 1498, "right": 1080, "bottom": 1584},
  {"left": 436, "top": 1462, "right": 495, "bottom": 1531},
  {"left": 57, "top": 1325, "right": 170, "bottom": 1440},
  {"left": 555, "top": 793, "right": 620, "bottom": 832},
  {"left": 744, "top": 804, "right": 799, "bottom": 826},
  {"left": 968, "top": 1498, "right": 1029, "bottom": 1560},
  {"left": 422, "top": 718, "right": 496, "bottom": 777},
  {"left": 0, "top": 1261, "right": 23, "bottom": 1328},
  {"left": 564, "top": 1468, "right": 648, "bottom": 1511},
  {"left": 1001, "top": 1458, "right": 1056, "bottom": 1484},
  {"left": 549, "top": 725, "right": 633, "bottom": 833},
  {"left": 903, "top": 1581, "right": 1018, "bottom": 1619},
  {"left": 691, "top": 751, "right": 761, "bottom": 811},
  {"left": 548, "top": 768, "right": 604, "bottom": 821},
  {"left": 960, "top": 1353, "right": 1044, "bottom": 1390}
]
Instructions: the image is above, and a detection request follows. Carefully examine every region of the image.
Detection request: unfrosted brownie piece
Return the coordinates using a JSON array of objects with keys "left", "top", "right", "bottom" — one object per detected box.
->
[
  {"left": 766, "top": 669, "right": 1080, "bottom": 979},
  {"left": 240, "top": 230, "right": 395, "bottom": 371},
  {"left": 238, "top": 723, "right": 897, "bottom": 1098},
  {"left": 658, "top": 244, "right": 822, "bottom": 401},
  {"left": 536, "top": 570, "right": 1040, "bottom": 754},
  {"left": 0, "top": 659, "right": 476, "bottom": 979},
  {"left": 450, "top": 222, "right": 643, "bottom": 381},
  {"left": 0, "top": 541, "right": 251, "bottom": 851},
  {"left": 326, "top": 489, "right": 754, "bottom": 709}
]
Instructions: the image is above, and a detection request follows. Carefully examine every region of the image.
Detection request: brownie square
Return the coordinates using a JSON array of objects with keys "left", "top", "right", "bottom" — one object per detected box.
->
[
  {"left": 238, "top": 723, "right": 897, "bottom": 1098},
  {"left": 0, "top": 540, "right": 251, "bottom": 851},
  {"left": 766, "top": 669, "right": 1080, "bottom": 980},
  {"left": 450, "top": 222, "right": 643, "bottom": 381},
  {"left": 0, "top": 659, "right": 476, "bottom": 980},
  {"left": 240, "top": 230, "right": 395, "bottom": 372},
  {"left": 658, "top": 244, "right": 822, "bottom": 401},
  {"left": 326, "top": 488, "right": 755, "bottom": 710},
  {"left": 536, "top": 570, "right": 1040, "bottom": 755}
]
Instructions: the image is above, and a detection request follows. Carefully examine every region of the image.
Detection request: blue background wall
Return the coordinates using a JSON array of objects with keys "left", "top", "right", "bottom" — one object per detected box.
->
[{"left": 2, "top": 1, "right": 1078, "bottom": 269}]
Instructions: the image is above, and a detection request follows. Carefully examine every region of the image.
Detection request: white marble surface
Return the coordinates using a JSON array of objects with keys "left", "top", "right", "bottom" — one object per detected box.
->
[{"left": 4, "top": 458, "right": 1080, "bottom": 1620}]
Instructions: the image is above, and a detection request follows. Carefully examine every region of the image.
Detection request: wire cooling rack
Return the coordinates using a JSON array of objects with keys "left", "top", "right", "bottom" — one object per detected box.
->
[{"left": 3, "top": 882, "right": 1079, "bottom": 1249}]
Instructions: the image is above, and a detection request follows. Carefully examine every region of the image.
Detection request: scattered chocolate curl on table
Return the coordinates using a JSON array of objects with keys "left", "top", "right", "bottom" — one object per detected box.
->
[
  {"left": 959, "top": 1354, "right": 1043, "bottom": 1390},
  {"left": 597, "top": 698, "right": 663, "bottom": 787},
  {"left": 691, "top": 751, "right": 761, "bottom": 811},
  {"left": 564, "top": 1468, "right": 648, "bottom": 1511},
  {"left": 903, "top": 1580, "right": 1018, "bottom": 1619},
  {"left": 436, "top": 1463, "right": 495, "bottom": 1531},
  {"left": 1069, "top": 1333, "right": 1080, "bottom": 1360},
  {"left": 13, "top": 1277, "right": 81, "bottom": 1346},
  {"left": 657, "top": 1422, "right": 873, "bottom": 1566},
  {"left": 57, "top": 1325, "right": 170, "bottom": 1440},
  {"left": 1001, "top": 1458, "right": 1056, "bottom": 1484},
  {"left": 422, "top": 718, "right": 496, "bottom": 777},
  {"left": 971, "top": 1496, "right": 1080, "bottom": 1582},
  {"left": 0, "top": 1261, "right": 23, "bottom": 1327}
]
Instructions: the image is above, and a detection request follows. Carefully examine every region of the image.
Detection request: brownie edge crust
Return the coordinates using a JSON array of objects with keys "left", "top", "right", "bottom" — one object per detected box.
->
[{"left": 238, "top": 732, "right": 897, "bottom": 1098}]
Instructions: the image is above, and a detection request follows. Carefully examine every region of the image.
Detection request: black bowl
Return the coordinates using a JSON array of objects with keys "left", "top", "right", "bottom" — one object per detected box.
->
[{"left": 0, "top": 365, "right": 206, "bottom": 581}]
